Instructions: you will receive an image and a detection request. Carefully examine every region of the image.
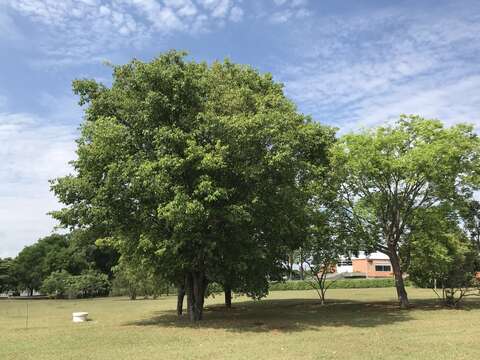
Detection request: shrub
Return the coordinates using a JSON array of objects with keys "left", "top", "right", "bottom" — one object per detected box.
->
[
  {"left": 41, "top": 270, "right": 71, "bottom": 298},
  {"left": 269, "top": 278, "right": 406, "bottom": 291},
  {"left": 70, "top": 270, "right": 110, "bottom": 298},
  {"left": 111, "top": 259, "right": 172, "bottom": 300},
  {"left": 41, "top": 270, "right": 110, "bottom": 299},
  {"left": 409, "top": 231, "right": 480, "bottom": 307},
  {"left": 206, "top": 282, "right": 223, "bottom": 296}
]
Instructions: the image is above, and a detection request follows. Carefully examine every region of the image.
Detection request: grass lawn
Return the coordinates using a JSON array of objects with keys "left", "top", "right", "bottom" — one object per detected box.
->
[{"left": 1, "top": 288, "right": 480, "bottom": 359}]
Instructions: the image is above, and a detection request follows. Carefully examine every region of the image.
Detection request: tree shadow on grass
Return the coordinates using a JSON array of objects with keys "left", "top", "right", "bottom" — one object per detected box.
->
[
  {"left": 124, "top": 297, "right": 418, "bottom": 333},
  {"left": 406, "top": 297, "right": 480, "bottom": 312},
  {"left": 112, "top": 297, "right": 172, "bottom": 302}
]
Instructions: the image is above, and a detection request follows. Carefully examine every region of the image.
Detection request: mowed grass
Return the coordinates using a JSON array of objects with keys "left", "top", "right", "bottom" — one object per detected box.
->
[{"left": 1, "top": 288, "right": 480, "bottom": 360}]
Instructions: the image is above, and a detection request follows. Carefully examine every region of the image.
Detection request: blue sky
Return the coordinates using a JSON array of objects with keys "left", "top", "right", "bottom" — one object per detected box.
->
[{"left": 1, "top": 0, "right": 480, "bottom": 257}]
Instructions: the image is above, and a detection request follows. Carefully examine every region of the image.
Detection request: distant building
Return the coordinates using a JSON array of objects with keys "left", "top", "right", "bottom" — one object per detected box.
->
[
  {"left": 336, "top": 252, "right": 393, "bottom": 278},
  {"left": 336, "top": 258, "right": 353, "bottom": 273}
]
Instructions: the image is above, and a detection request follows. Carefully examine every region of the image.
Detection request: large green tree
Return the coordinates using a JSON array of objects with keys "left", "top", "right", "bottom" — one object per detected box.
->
[
  {"left": 51, "top": 51, "right": 334, "bottom": 321},
  {"left": 330, "top": 115, "right": 480, "bottom": 308}
]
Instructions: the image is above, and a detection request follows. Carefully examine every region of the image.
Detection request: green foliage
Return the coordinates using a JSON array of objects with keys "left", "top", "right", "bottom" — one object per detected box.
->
[
  {"left": 12, "top": 241, "right": 45, "bottom": 294},
  {"left": 41, "top": 270, "right": 110, "bottom": 299},
  {"left": 330, "top": 115, "right": 480, "bottom": 307},
  {"left": 301, "top": 201, "right": 357, "bottom": 303},
  {"left": 10, "top": 231, "right": 117, "bottom": 295},
  {"left": 111, "top": 256, "right": 169, "bottom": 299},
  {"left": 0, "top": 258, "right": 15, "bottom": 293},
  {"left": 70, "top": 270, "right": 111, "bottom": 298},
  {"left": 205, "top": 282, "right": 224, "bottom": 295},
  {"left": 269, "top": 279, "right": 405, "bottom": 291},
  {"left": 51, "top": 51, "right": 334, "bottom": 320},
  {"left": 408, "top": 208, "right": 480, "bottom": 307},
  {"left": 40, "top": 270, "right": 72, "bottom": 298},
  {"left": 460, "top": 200, "right": 480, "bottom": 251}
]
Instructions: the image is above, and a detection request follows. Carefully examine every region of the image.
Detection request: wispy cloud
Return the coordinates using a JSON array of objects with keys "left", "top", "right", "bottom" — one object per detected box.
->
[
  {"left": 269, "top": 0, "right": 310, "bottom": 23},
  {"left": 0, "top": 10, "right": 21, "bottom": 41},
  {"left": 0, "top": 111, "right": 77, "bottom": 257},
  {"left": 2, "top": 0, "right": 480, "bottom": 257},
  {"left": 275, "top": 3, "right": 480, "bottom": 131},
  {"left": 4, "top": 0, "right": 245, "bottom": 65}
]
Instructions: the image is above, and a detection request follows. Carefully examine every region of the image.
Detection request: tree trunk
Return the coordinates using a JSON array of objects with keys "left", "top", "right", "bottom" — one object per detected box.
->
[
  {"left": 320, "top": 289, "right": 325, "bottom": 305},
  {"left": 388, "top": 248, "right": 410, "bottom": 308},
  {"left": 186, "top": 271, "right": 208, "bottom": 321},
  {"left": 186, "top": 274, "right": 193, "bottom": 319},
  {"left": 177, "top": 283, "right": 185, "bottom": 316},
  {"left": 299, "top": 250, "right": 305, "bottom": 280},
  {"left": 288, "top": 254, "right": 294, "bottom": 280},
  {"left": 224, "top": 286, "right": 232, "bottom": 309}
]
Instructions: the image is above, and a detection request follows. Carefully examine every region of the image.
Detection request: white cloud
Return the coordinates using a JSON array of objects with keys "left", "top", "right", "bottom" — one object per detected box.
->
[
  {"left": 0, "top": 112, "right": 77, "bottom": 257},
  {"left": 197, "top": 0, "right": 236, "bottom": 19},
  {"left": 349, "top": 76, "right": 480, "bottom": 132},
  {"left": 275, "top": 5, "right": 480, "bottom": 132},
  {"left": 4, "top": 0, "right": 245, "bottom": 65},
  {"left": 269, "top": 0, "right": 310, "bottom": 23},
  {"left": 229, "top": 6, "right": 243, "bottom": 22},
  {"left": 0, "top": 10, "right": 21, "bottom": 41}
]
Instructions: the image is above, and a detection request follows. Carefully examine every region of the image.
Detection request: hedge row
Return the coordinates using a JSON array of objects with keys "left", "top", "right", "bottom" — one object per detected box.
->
[
  {"left": 269, "top": 278, "right": 410, "bottom": 291},
  {"left": 111, "top": 279, "right": 408, "bottom": 298}
]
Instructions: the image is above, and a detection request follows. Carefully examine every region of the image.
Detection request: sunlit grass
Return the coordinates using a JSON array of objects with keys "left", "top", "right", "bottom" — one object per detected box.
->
[{"left": 1, "top": 288, "right": 479, "bottom": 359}]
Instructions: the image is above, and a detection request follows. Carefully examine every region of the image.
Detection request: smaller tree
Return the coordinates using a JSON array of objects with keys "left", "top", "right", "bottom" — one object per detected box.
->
[
  {"left": 41, "top": 270, "right": 71, "bottom": 298},
  {"left": 303, "top": 242, "right": 341, "bottom": 305},
  {"left": 303, "top": 207, "right": 353, "bottom": 305},
  {"left": 408, "top": 209, "right": 480, "bottom": 307},
  {"left": 112, "top": 256, "right": 168, "bottom": 300},
  {"left": 330, "top": 116, "right": 480, "bottom": 308},
  {"left": 41, "top": 270, "right": 110, "bottom": 299},
  {"left": 73, "top": 270, "right": 111, "bottom": 298}
]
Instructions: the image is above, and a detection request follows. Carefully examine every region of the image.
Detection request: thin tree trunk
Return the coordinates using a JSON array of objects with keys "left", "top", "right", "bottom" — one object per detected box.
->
[
  {"left": 319, "top": 270, "right": 327, "bottom": 305},
  {"left": 388, "top": 248, "right": 409, "bottom": 308},
  {"left": 287, "top": 253, "right": 295, "bottom": 280},
  {"left": 186, "top": 273, "right": 193, "bottom": 320},
  {"left": 177, "top": 283, "right": 185, "bottom": 316},
  {"left": 299, "top": 250, "right": 305, "bottom": 280},
  {"left": 224, "top": 285, "right": 232, "bottom": 309}
]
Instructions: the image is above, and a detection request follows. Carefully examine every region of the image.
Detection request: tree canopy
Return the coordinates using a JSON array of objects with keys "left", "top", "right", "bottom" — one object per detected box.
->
[
  {"left": 330, "top": 115, "right": 480, "bottom": 307},
  {"left": 51, "top": 51, "right": 334, "bottom": 320}
]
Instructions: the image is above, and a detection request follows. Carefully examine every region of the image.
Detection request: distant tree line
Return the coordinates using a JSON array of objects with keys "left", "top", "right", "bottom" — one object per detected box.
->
[
  {"left": 0, "top": 230, "right": 117, "bottom": 298},
  {"left": 3, "top": 51, "right": 480, "bottom": 320}
]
